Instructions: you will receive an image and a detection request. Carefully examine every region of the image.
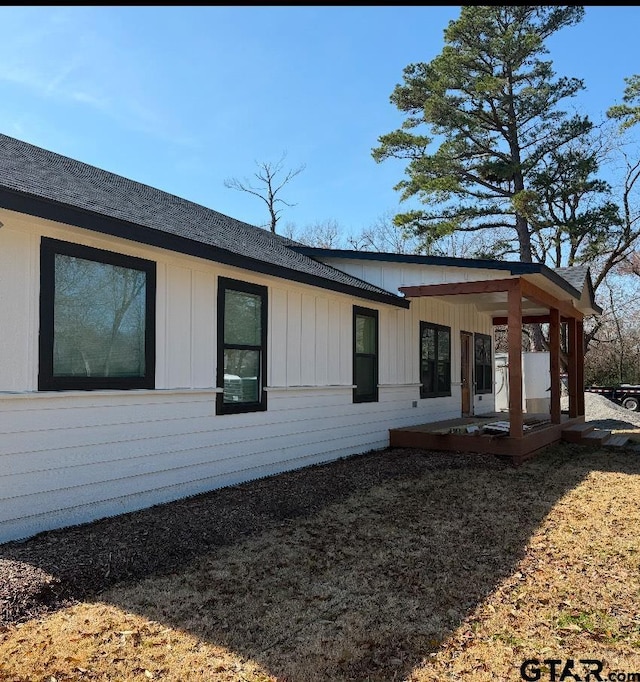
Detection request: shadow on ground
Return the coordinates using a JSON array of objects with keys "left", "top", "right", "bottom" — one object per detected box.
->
[{"left": 2, "top": 443, "right": 640, "bottom": 681}]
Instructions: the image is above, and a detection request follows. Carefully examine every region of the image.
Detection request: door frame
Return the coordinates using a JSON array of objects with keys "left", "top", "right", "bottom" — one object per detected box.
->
[{"left": 460, "top": 331, "right": 473, "bottom": 417}]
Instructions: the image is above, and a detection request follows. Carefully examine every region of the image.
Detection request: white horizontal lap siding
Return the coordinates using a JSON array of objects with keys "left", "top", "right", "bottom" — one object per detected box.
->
[
  {"left": 0, "top": 210, "right": 499, "bottom": 544},
  {"left": 0, "top": 384, "right": 423, "bottom": 542},
  {"left": 262, "top": 385, "right": 429, "bottom": 450}
]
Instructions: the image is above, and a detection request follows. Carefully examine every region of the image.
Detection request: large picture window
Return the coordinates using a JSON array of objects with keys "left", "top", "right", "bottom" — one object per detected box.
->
[
  {"left": 353, "top": 306, "right": 378, "bottom": 403},
  {"left": 38, "top": 238, "right": 156, "bottom": 391},
  {"left": 217, "top": 277, "right": 267, "bottom": 414},
  {"left": 420, "top": 322, "right": 451, "bottom": 398},
  {"left": 474, "top": 332, "right": 493, "bottom": 394}
]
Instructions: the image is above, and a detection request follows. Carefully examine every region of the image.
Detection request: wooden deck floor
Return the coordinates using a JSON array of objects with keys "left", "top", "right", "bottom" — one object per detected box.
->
[{"left": 389, "top": 412, "right": 584, "bottom": 464}]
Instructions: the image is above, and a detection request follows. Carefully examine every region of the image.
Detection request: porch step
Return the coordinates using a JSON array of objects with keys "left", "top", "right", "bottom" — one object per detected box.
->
[
  {"left": 560, "top": 423, "right": 629, "bottom": 448},
  {"left": 603, "top": 434, "right": 630, "bottom": 448},
  {"left": 581, "top": 429, "right": 612, "bottom": 446},
  {"left": 561, "top": 423, "right": 595, "bottom": 443}
]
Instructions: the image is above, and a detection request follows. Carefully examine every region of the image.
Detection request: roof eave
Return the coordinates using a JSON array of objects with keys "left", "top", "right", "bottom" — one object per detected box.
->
[
  {"left": 0, "top": 188, "right": 409, "bottom": 309},
  {"left": 295, "top": 246, "right": 589, "bottom": 306}
]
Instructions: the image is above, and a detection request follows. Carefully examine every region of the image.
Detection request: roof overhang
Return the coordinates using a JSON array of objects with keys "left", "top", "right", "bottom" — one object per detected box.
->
[
  {"left": 400, "top": 275, "right": 589, "bottom": 322},
  {"left": 0, "top": 189, "right": 409, "bottom": 309},
  {"left": 295, "top": 247, "right": 602, "bottom": 317}
]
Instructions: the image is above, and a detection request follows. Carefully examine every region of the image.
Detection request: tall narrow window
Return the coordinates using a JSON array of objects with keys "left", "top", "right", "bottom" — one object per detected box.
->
[
  {"left": 420, "top": 322, "right": 451, "bottom": 398},
  {"left": 474, "top": 332, "right": 493, "bottom": 394},
  {"left": 39, "top": 238, "right": 156, "bottom": 391},
  {"left": 353, "top": 306, "right": 378, "bottom": 403},
  {"left": 217, "top": 277, "right": 268, "bottom": 414}
]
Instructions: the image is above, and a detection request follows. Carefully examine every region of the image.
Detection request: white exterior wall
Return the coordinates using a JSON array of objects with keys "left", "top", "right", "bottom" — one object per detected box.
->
[
  {"left": 321, "top": 257, "right": 496, "bottom": 416},
  {"left": 0, "top": 210, "right": 494, "bottom": 543},
  {"left": 321, "top": 258, "right": 504, "bottom": 293}
]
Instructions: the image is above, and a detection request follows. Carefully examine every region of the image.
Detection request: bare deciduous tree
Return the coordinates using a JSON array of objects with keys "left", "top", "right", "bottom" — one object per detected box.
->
[
  {"left": 282, "top": 219, "right": 343, "bottom": 248},
  {"left": 224, "top": 152, "right": 306, "bottom": 233},
  {"left": 346, "top": 210, "right": 423, "bottom": 254}
]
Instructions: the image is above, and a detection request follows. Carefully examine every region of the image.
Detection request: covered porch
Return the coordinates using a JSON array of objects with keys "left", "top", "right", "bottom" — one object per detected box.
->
[{"left": 390, "top": 273, "right": 591, "bottom": 462}]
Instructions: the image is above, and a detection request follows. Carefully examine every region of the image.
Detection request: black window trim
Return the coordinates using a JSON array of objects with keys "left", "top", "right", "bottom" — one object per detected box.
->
[
  {"left": 38, "top": 237, "right": 156, "bottom": 391},
  {"left": 353, "top": 305, "right": 379, "bottom": 404},
  {"left": 474, "top": 331, "right": 493, "bottom": 395},
  {"left": 216, "top": 276, "right": 268, "bottom": 415},
  {"left": 420, "top": 320, "right": 452, "bottom": 399}
]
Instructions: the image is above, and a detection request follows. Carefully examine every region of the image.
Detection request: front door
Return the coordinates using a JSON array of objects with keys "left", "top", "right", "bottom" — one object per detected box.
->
[{"left": 461, "top": 331, "right": 473, "bottom": 417}]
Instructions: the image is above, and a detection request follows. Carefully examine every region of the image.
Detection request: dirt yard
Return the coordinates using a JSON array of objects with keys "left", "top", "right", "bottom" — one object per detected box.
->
[{"left": 1, "top": 440, "right": 640, "bottom": 681}]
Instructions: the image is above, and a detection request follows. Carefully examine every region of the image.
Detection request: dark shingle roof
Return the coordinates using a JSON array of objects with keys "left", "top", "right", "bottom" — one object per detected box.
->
[
  {"left": 0, "top": 133, "right": 407, "bottom": 308},
  {"left": 552, "top": 265, "right": 588, "bottom": 292}
]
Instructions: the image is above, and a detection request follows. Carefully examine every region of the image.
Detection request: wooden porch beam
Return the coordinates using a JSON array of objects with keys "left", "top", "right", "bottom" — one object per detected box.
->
[
  {"left": 492, "top": 314, "right": 576, "bottom": 325},
  {"left": 577, "top": 319, "right": 585, "bottom": 417},
  {"left": 549, "top": 307, "right": 561, "bottom": 424},
  {"left": 493, "top": 314, "right": 551, "bottom": 325},
  {"left": 567, "top": 317, "right": 578, "bottom": 418},
  {"left": 400, "top": 278, "right": 520, "bottom": 298},
  {"left": 401, "top": 278, "right": 582, "bottom": 322},
  {"left": 508, "top": 279, "right": 524, "bottom": 438},
  {"left": 520, "top": 278, "right": 583, "bottom": 320}
]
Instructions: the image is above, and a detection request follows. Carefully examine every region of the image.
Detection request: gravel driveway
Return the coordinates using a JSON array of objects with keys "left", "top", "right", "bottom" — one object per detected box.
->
[{"left": 570, "top": 391, "right": 640, "bottom": 430}]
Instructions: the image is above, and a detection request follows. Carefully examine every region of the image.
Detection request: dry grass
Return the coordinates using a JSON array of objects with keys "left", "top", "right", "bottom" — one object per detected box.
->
[
  {"left": 614, "top": 428, "right": 640, "bottom": 444},
  {"left": 1, "top": 444, "right": 640, "bottom": 681}
]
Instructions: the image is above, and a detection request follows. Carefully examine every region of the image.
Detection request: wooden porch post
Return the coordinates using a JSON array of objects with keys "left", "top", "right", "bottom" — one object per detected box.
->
[
  {"left": 549, "top": 307, "right": 561, "bottom": 424},
  {"left": 567, "top": 317, "right": 578, "bottom": 418},
  {"left": 508, "top": 279, "right": 523, "bottom": 438},
  {"left": 577, "top": 318, "right": 585, "bottom": 417}
]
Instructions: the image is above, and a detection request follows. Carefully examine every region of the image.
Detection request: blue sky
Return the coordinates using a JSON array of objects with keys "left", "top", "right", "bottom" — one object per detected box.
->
[{"left": 1, "top": 6, "right": 638, "bottom": 241}]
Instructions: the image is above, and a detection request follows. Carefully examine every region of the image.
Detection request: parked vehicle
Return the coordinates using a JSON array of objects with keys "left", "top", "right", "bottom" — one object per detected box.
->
[{"left": 584, "top": 384, "right": 640, "bottom": 411}]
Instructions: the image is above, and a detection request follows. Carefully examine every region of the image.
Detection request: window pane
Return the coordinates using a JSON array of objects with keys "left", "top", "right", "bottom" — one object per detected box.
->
[
  {"left": 475, "top": 336, "right": 487, "bottom": 364},
  {"left": 355, "top": 355, "right": 375, "bottom": 398},
  {"left": 421, "top": 359, "right": 435, "bottom": 394},
  {"left": 223, "top": 349, "right": 260, "bottom": 403},
  {"left": 437, "top": 361, "right": 450, "bottom": 393},
  {"left": 484, "top": 365, "right": 493, "bottom": 392},
  {"left": 355, "top": 315, "right": 376, "bottom": 354},
  {"left": 224, "top": 290, "right": 262, "bottom": 345},
  {"left": 421, "top": 323, "right": 451, "bottom": 397},
  {"left": 53, "top": 254, "right": 146, "bottom": 378},
  {"left": 474, "top": 334, "right": 492, "bottom": 393},
  {"left": 438, "top": 329, "right": 450, "bottom": 362},
  {"left": 421, "top": 326, "right": 435, "bottom": 360}
]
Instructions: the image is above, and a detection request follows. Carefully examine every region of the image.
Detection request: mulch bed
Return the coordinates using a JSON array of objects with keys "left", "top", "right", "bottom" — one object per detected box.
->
[{"left": 0, "top": 447, "right": 506, "bottom": 627}]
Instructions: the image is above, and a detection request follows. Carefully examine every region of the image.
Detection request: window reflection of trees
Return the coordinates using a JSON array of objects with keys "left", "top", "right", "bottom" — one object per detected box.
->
[
  {"left": 53, "top": 255, "right": 146, "bottom": 378},
  {"left": 421, "top": 325, "right": 436, "bottom": 394},
  {"left": 355, "top": 314, "right": 376, "bottom": 354},
  {"left": 474, "top": 334, "right": 492, "bottom": 393},
  {"left": 353, "top": 308, "right": 378, "bottom": 403},
  {"left": 420, "top": 322, "right": 451, "bottom": 397},
  {"left": 223, "top": 289, "right": 262, "bottom": 404}
]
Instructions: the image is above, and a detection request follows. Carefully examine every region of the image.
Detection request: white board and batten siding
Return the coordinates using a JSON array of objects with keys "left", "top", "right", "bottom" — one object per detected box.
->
[
  {"left": 0, "top": 210, "right": 495, "bottom": 543},
  {"left": 320, "top": 257, "right": 505, "bottom": 293},
  {"left": 320, "top": 256, "right": 497, "bottom": 418}
]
